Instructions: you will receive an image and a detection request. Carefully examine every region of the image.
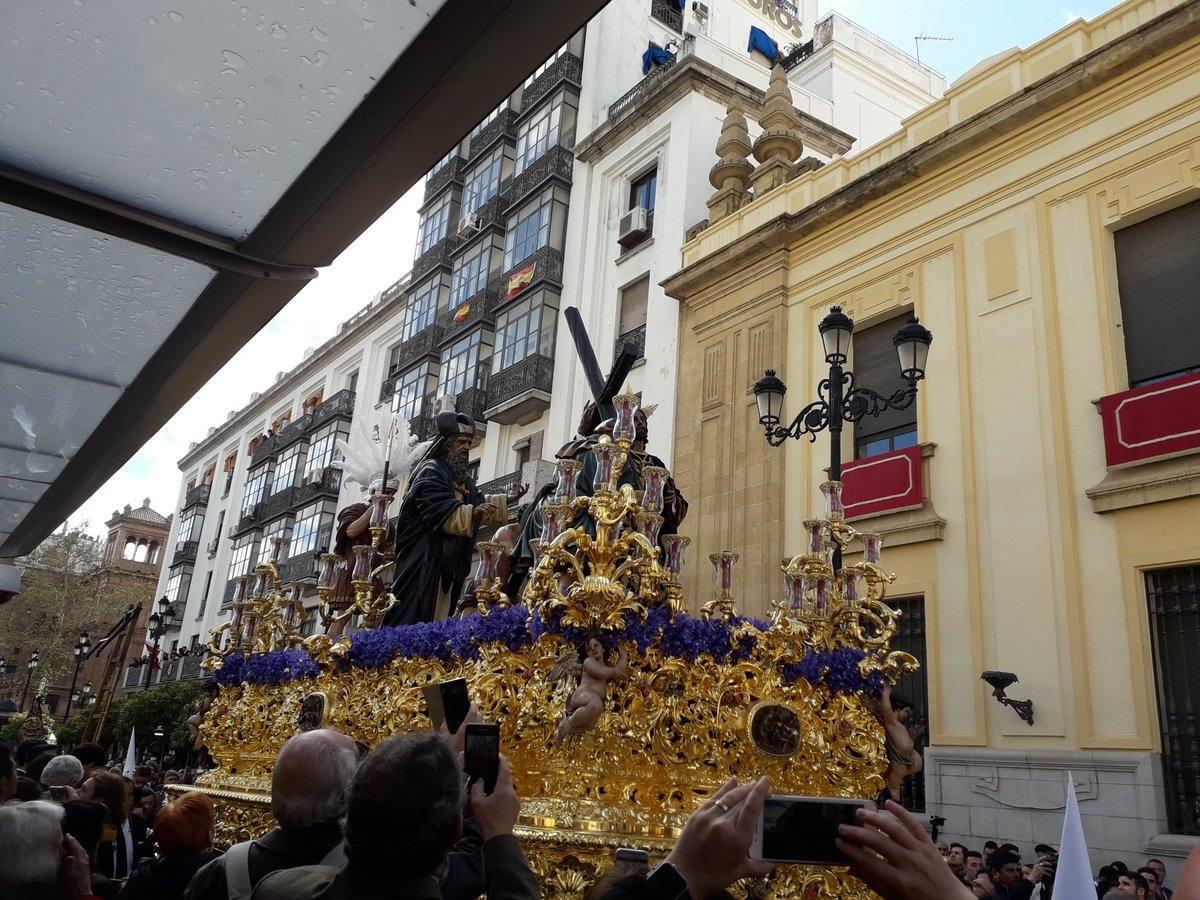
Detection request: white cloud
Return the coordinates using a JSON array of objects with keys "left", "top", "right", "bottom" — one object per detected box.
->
[{"left": 68, "top": 183, "right": 424, "bottom": 536}]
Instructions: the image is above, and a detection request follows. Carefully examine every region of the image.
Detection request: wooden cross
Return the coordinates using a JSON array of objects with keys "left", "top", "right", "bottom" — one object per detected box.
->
[{"left": 564, "top": 306, "right": 639, "bottom": 421}]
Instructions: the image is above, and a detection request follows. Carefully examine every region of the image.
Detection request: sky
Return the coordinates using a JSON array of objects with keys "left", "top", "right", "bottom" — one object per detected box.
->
[{"left": 66, "top": 0, "right": 1122, "bottom": 537}]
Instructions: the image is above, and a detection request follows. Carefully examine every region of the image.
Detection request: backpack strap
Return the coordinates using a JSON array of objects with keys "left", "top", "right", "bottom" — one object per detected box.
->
[{"left": 223, "top": 841, "right": 254, "bottom": 900}]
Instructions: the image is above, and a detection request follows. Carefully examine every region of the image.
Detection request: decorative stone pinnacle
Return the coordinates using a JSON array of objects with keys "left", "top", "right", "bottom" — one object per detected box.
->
[
  {"left": 709, "top": 101, "right": 753, "bottom": 194},
  {"left": 753, "top": 63, "right": 804, "bottom": 167}
]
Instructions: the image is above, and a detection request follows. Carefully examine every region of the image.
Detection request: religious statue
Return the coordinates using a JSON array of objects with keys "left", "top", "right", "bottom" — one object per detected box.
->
[
  {"left": 384, "top": 411, "right": 525, "bottom": 625},
  {"left": 551, "top": 635, "right": 629, "bottom": 740},
  {"left": 872, "top": 683, "right": 923, "bottom": 806}
]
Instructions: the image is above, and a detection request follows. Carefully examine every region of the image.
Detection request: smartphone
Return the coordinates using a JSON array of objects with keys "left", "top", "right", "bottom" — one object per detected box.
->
[
  {"left": 423, "top": 678, "right": 470, "bottom": 733},
  {"left": 613, "top": 848, "right": 650, "bottom": 880},
  {"left": 464, "top": 722, "right": 500, "bottom": 795},
  {"left": 49, "top": 785, "right": 69, "bottom": 801},
  {"left": 750, "top": 795, "right": 876, "bottom": 865}
]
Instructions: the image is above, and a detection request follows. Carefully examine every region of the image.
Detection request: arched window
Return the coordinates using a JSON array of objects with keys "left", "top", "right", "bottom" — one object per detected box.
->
[
  {"left": 123, "top": 537, "right": 137, "bottom": 560},
  {"left": 134, "top": 540, "right": 148, "bottom": 563},
  {"left": 148, "top": 542, "right": 160, "bottom": 564}
]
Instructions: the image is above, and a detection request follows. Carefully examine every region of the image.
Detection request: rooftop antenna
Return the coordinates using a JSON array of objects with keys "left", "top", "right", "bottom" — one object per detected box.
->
[{"left": 913, "top": 32, "right": 953, "bottom": 66}]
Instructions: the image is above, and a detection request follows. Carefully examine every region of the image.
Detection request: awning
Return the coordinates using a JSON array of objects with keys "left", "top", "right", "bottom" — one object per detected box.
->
[{"left": 0, "top": 0, "right": 607, "bottom": 558}]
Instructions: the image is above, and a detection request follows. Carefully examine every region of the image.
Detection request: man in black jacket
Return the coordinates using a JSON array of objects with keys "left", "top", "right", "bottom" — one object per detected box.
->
[{"left": 251, "top": 732, "right": 538, "bottom": 900}]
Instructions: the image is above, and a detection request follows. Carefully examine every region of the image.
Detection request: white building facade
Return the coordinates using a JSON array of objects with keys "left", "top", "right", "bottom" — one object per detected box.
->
[{"left": 144, "top": 0, "right": 942, "bottom": 680}]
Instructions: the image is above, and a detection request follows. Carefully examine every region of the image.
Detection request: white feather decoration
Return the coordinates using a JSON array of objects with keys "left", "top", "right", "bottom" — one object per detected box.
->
[{"left": 333, "top": 403, "right": 430, "bottom": 497}]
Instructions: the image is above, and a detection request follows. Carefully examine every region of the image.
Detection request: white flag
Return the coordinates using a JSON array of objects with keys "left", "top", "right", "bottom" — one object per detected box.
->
[
  {"left": 122, "top": 729, "right": 137, "bottom": 778},
  {"left": 1055, "top": 771, "right": 1095, "bottom": 900}
]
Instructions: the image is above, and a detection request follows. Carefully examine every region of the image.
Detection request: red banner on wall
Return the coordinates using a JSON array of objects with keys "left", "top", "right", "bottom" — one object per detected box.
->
[
  {"left": 1099, "top": 371, "right": 1200, "bottom": 467},
  {"left": 841, "top": 445, "right": 924, "bottom": 520}
]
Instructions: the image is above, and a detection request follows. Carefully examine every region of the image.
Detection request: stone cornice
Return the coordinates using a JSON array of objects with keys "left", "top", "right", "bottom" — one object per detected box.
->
[
  {"left": 574, "top": 55, "right": 854, "bottom": 164},
  {"left": 662, "top": 0, "right": 1200, "bottom": 301}
]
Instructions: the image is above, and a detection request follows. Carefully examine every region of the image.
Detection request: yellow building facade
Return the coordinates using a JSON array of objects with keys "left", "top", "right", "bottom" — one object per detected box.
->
[{"left": 664, "top": 0, "right": 1200, "bottom": 870}]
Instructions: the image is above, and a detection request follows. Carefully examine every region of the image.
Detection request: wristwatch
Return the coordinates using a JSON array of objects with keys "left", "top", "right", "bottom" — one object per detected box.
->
[{"left": 645, "top": 861, "right": 690, "bottom": 899}]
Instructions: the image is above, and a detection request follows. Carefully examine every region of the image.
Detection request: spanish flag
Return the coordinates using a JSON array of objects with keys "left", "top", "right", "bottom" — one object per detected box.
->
[
  {"left": 505, "top": 262, "right": 536, "bottom": 299},
  {"left": 453, "top": 303, "right": 472, "bottom": 324}
]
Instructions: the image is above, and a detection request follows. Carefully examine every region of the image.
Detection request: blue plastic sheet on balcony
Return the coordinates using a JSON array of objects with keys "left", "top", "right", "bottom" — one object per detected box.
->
[
  {"left": 642, "top": 43, "right": 675, "bottom": 75},
  {"left": 747, "top": 26, "right": 779, "bottom": 61}
]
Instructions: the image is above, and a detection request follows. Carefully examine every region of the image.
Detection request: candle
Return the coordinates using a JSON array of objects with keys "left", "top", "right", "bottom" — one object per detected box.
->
[{"left": 661, "top": 535, "right": 690, "bottom": 576}]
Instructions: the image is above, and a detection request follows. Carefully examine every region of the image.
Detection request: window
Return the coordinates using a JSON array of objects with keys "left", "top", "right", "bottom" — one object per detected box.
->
[
  {"left": 522, "top": 45, "right": 568, "bottom": 89},
  {"left": 451, "top": 238, "right": 494, "bottom": 305},
  {"left": 504, "top": 188, "right": 566, "bottom": 270},
  {"left": 177, "top": 508, "right": 202, "bottom": 543},
  {"left": 515, "top": 443, "right": 531, "bottom": 472},
  {"left": 305, "top": 421, "right": 349, "bottom": 481},
  {"left": 440, "top": 331, "right": 490, "bottom": 396},
  {"left": 393, "top": 363, "right": 436, "bottom": 424},
  {"left": 222, "top": 453, "right": 237, "bottom": 496},
  {"left": 301, "top": 391, "right": 324, "bottom": 414},
  {"left": 165, "top": 569, "right": 186, "bottom": 606},
  {"left": 514, "top": 91, "right": 577, "bottom": 175},
  {"left": 467, "top": 102, "right": 507, "bottom": 141},
  {"left": 416, "top": 192, "right": 454, "bottom": 256},
  {"left": 400, "top": 277, "right": 440, "bottom": 343},
  {"left": 241, "top": 464, "right": 271, "bottom": 516},
  {"left": 463, "top": 146, "right": 507, "bottom": 215},
  {"left": 1114, "top": 200, "right": 1200, "bottom": 386},
  {"left": 202, "top": 463, "right": 216, "bottom": 485},
  {"left": 432, "top": 144, "right": 461, "bottom": 173},
  {"left": 197, "top": 571, "right": 213, "bottom": 620},
  {"left": 290, "top": 501, "right": 335, "bottom": 558},
  {"left": 270, "top": 411, "right": 292, "bottom": 433},
  {"left": 630, "top": 167, "right": 657, "bottom": 214},
  {"left": 619, "top": 277, "right": 649, "bottom": 339},
  {"left": 346, "top": 371, "right": 359, "bottom": 393},
  {"left": 227, "top": 533, "right": 259, "bottom": 582},
  {"left": 493, "top": 292, "right": 557, "bottom": 372},
  {"left": 272, "top": 443, "right": 303, "bottom": 495},
  {"left": 212, "top": 510, "right": 225, "bottom": 549},
  {"left": 260, "top": 516, "right": 292, "bottom": 565},
  {"left": 852, "top": 312, "right": 918, "bottom": 459}
]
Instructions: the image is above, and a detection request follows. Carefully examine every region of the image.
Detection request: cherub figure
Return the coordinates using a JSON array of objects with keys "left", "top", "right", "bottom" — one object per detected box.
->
[
  {"left": 872, "top": 682, "right": 923, "bottom": 805},
  {"left": 551, "top": 635, "right": 628, "bottom": 740}
]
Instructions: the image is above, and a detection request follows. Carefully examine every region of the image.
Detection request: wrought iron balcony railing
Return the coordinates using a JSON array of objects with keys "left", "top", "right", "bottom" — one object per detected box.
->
[
  {"left": 441, "top": 286, "right": 500, "bottom": 345},
  {"left": 507, "top": 144, "right": 574, "bottom": 208},
  {"left": 467, "top": 108, "right": 518, "bottom": 162},
  {"left": 182, "top": 482, "right": 211, "bottom": 511},
  {"left": 457, "top": 386, "right": 490, "bottom": 422},
  {"left": 277, "top": 412, "right": 313, "bottom": 448},
  {"left": 171, "top": 540, "right": 199, "bottom": 567},
  {"left": 379, "top": 326, "right": 446, "bottom": 401},
  {"left": 424, "top": 154, "right": 464, "bottom": 203},
  {"left": 614, "top": 324, "right": 647, "bottom": 364},
  {"left": 412, "top": 233, "right": 460, "bottom": 281},
  {"left": 607, "top": 36, "right": 693, "bottom": 123},
  {"left": 478, "top": 470, "right": 523, "bottom": 500},
  {"left": 489, "top": 354, "right": 555, "bottom": 407},
  {"left": 250, "top": 434, "right": 279, "bottom": 466},
  {"left": 310, "top": 388, "right": 355, "bottom": 430},
  {"left": 519, "top": 51, "right": 583, "bottom": 114},
  {"left": 294, "top": 466, "right": 343, "bottom": 507},
  {"left": 650, "top": 0, "right": 683, "bottom": 31},
  {"left": 498, "top": 245, "right": 565, "bottom": 305},
  {"left": 278, "top": 548, "right": 321, "bottom": 585}
]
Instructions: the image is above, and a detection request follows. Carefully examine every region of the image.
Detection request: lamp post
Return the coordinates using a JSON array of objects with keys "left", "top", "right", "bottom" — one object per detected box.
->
[
  {"left": 19, "top": 651, "right": 40, "bottom": 712},
  {"left": 142, "top": 596, "right": 176, "bottom": 691},
  {"left": 753, "top": 305, "right": 933, "bottom": 570},
  {"left": 64, "top": 631, "right": 93, "bottom": 720},
  {"left": 152, "top": 723, "right": 167, "bottom": 774}
]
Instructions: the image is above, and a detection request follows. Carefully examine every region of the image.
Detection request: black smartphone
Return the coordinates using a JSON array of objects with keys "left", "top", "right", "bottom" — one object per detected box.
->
[
  {"left": 750, "top": 795, "right": 876, "bottom": 865},
  {"left": 464, "top": 722, "right": 500, "bottom": 795},
  {"left": 613, "top": 847, "right": 650, "bottom": 879},
  {"left": 422, "top": 678, "right": 470, "bottom": 733},
  {"left": 49, "top": 786, "right": 69, "bottom": 801}
]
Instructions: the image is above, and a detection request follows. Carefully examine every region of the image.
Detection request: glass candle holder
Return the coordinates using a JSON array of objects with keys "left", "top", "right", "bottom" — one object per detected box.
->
[
  {"left": 863, "top": 532, "right": 883, "bottom": 565},
  {"left": 635, "top": 511, "right": 663, "bottom": 546},
  {"left": 284, "top": 583, "right": 304, "bottom": 627},
  {"left": 229, "top": 604, "right": 244, "bottom": 641},
  {"left": 820, "top": 480, "right": 845, "bottom": 521},
  {"left": 804, "top": 519, "right": 824, "bottom": 556},
  {"left": 660, "top": 535, "right": 690, "bottom": 576},
  {"left": 785, "top": 571, "right": 806, "bottom": 610},
  {"left": 709, "top": 550, "right": 739, "bottom": 595},
  {"left": 843, "top": 569, "right": 860, "bottom": 602},
  {"left": 553, "top": 459, "right": 582, "bottom": 503},
  {"left": 592, "top": 438, "right": 617, "bottom": 490},
  {"left": 241, "top": 613, "right": 257, "bottom": 647},
  {"left": 317, "top": 553, "right": 340, "bottom": 589},
  {"left": 253, "top": 567, "right": 271, "bottom": 599},
  {"left": 369, "top": 490, "right": 391, "bottom": 529},
  {"left": 474, "top": 541, "right": 503, "bottom": 583},
  {"left": 351, "top": 545, "right": 373, "bottom": 582},
  {"left": 541, "top": 504, "right": 568, "bottom": 544},
  {"left": 612, "top": 390, "right": 638, "bottom": 442},
  {"left": 236, "top": 574, "right": 253, "bottom": 602},
  {"left": 641, "top": 466, "right": 668, "bottom": 513},
  {"left": 815, "top": 575, "right": 830, "bottom": 614}
]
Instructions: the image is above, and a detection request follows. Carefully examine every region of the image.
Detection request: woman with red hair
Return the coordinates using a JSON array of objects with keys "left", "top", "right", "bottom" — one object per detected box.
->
[{"left": 118, "top": 792, "right": 221, "bottom": 900}]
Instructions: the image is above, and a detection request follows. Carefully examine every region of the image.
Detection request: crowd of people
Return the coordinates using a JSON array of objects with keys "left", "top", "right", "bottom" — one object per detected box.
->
[
  {"left": 925, "top": 835, "right": 1176, "bottom": 899},
  {"left": 3, "top": 717, "right": 1200, "bottom": 900}
]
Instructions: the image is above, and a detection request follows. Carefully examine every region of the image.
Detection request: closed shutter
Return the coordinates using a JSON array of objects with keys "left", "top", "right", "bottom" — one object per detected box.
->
[
  {"left": 1115, "top": 199, "right": 1200, "bottom": 385},
  {"left": 851, "top": 312, "right": 915, "bottom": 444},
  {"left": 619, "top": 277, "right": 649, "bottom": 335}
]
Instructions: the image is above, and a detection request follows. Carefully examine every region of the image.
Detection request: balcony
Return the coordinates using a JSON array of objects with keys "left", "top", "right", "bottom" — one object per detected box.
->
[
  {"left": 310, "top": 388, "right": 356, "bottom": 430},
  {"left": 839, "top": 443, "right": 945, "bottom": 548},
  {"left": 468, "top": 190, "right": 511, "bottom": 233},
  {"left": 457, "top": 387, "right": 490, "bottom": 423},
  {"left": 124, "top": 667, "right": 142, "bottom": 689},
  {"left": 424, "top": 154, "right": 464, "bottom": 203},
  {"left": 499, "top": 245, "right": 564, "bottom": 305},
  {"left": 1087, "top": 371, "right": 1200, "bottom": 512},
  {"left": 250, "top": 433, "right": 279, "bottom": 466},
  {"left": 412, "top": 234, "right": 460, "bottom": 281},
  {"left": 507, "top": 143, "right": 574, "bottom": 208},
  {"left": 519, "top": 51, "right": 583, "bottom": 113},
  {"left": 277, "top": 412, "right": 313, "bottom": 448},
  {"left": 607, "top": 36, "right": 693, "bottom": 123},
  {"left": 180, "top": 654, "right": 204, "bottom": 680},
  {"left": 484, "top": 354, "right": 554, "bottom": 425},
  {"left": 279, "top": 548, "right": 321, "bottom": 584},
  {"left": 171, "top": 540, "right": 199, "bottom": 567},
  {"left": 614, "top": 324, "right": 646, "bottom": 365},
  {"left": 379, "top": 326, "right": 446, "bottom": 402},
  {"left": 441, "top": 286, "right": 500, "bottom": 345},
  {"left": 257, "top": 487, "right": 296, "bottom": 524},
  {"left": 650, "top": 0, "right": 683, "bottom": 31},
  {"left": 182, "top": 482, "right": 211, "bottom": 511},
  {"left": 467, "top": 108, "right": 517, "bottom": 162},
  {"left": 294, "top": 466, "right": 343, "bottom": 507}
]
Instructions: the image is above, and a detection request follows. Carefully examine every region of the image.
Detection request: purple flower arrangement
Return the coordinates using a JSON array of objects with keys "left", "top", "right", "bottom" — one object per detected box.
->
[{"left": 214, "top": 607, "right": 882, "bottom": 697}]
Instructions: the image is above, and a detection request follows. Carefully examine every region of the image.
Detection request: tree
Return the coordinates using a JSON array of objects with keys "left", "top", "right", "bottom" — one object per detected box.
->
[
  {"left": 106, "top": 681, "right": 203, "bottom": 762},
  {"left": 0, "top": 525, "right": 146, "bottom": 698},
  {"left": 0, "top": 713, "right": 27, "bottom": 743}
]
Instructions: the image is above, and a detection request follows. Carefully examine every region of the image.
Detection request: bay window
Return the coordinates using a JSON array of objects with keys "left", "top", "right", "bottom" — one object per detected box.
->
[
  {"left": 514, "top": 90, "right": 577, "bottom": 175},
  {"left": 416, "top": 192, "right": 454, "bottom": 256},
  {"left": 494, "top": 291, "right": 558, "bottom": 372},
  {"left": 227, "top": 532, "right": 259, "bottom": 583},
  {"left": 451, "top": 238, "right": 497, "bottom": 305},
  {"left": 440, "top": 331, "right": 492, "bottom": 396},
  {"left": 305, "top": 421, "right": 349, "bottom": 481},
  {"left": 393, "top": 363, "right": 437, "bottom": 423},
  {"left": 259, "top": 516, "right": 292, "bottom": 565},
  {"left": 241, "top": 463, "right": 271, "bottom": 516},
  {"left": 290, "top": 500, "right": 336, "bottom": 558},
  {"left": 503, "top": 187, "right": 568, "bottom": 270},
  {"left": 271, "top": 442, "right": 303, "bottom": 495},
  {"left": 463, "top": 145, "right": 510, "bottom": 215}
]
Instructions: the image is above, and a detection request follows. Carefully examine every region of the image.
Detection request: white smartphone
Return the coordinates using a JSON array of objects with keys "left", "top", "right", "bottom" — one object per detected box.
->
[{"left": 749, "top": 794, "right": 876, "bottom": 865}]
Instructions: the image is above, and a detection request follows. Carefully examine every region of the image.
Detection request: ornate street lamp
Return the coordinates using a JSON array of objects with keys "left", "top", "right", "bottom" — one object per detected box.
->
[
  {"left": 753, "top": 305, "right": 933, "bottom": 569},
  {"left": 65, "top": 631, "right": 93, "bottom": 719},
  {"left": 143, "top": 596, "right": 177, "bottom": 691},
  {"left": 19, "top": 651, "right": 39, "bottom": 711}
]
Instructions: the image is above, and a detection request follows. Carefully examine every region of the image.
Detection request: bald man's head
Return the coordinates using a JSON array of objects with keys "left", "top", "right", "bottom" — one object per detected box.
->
[{"left": 271, "top": 729, "right": 358, "bottom": 829}]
